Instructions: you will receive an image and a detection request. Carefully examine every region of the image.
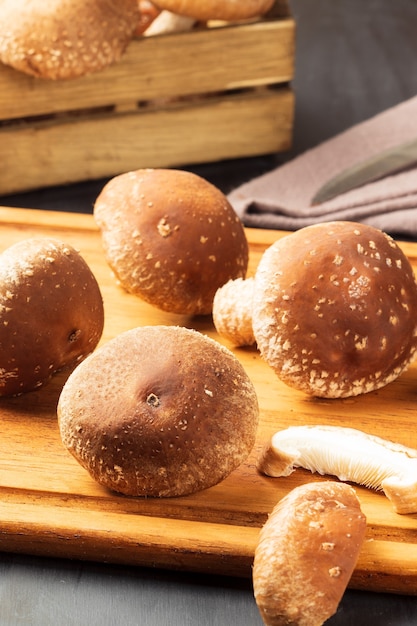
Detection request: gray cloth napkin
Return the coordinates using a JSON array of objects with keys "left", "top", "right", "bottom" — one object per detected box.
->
[{"left": 228, "top": 95, "right": 417, "bottom": 237}]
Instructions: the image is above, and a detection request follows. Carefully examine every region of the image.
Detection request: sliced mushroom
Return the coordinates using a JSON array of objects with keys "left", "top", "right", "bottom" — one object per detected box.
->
[
  {"left": 253, "top": 481, "right": 366, "bottom": 626},
  {"left": 257, "top": 425, "right": 417, "bottom": 514}
]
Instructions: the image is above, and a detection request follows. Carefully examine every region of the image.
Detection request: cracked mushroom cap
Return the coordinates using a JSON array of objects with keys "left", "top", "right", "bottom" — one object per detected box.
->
[
  {"left": 252, "top": 221, "right": 417, "bottom": 398},
  {"left": 94, "top": 168, "right": 249, "bottom": 316},
  {"left": 57, "top": 325, "right": 259, "bottom": 497},
  {"left": 0, "top": 0, "right": 140, "bottom": 79},
  {"left": 152, "top": 0, "right": 275, "bottom": 21}
]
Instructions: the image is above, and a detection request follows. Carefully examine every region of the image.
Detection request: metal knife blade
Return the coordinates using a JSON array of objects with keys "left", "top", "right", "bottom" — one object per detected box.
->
[{"left": 312, "top": 137, "right": 417, "bottom": 205}]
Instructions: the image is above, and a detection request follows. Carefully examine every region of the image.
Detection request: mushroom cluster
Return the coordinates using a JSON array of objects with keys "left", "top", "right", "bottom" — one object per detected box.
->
[{"left": 213, "top": 221, "right": 417, "bottom": 398}]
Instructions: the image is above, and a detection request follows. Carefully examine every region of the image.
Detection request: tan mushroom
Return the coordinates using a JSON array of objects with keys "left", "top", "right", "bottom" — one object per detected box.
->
[
  {"left": 151, "top": 0, "right": 275, "bottom": 21},
  {"left": 94, "top": 168, "right": 249, "bottom": 316},
  {"left": 258, "top": 424, "right": 417, "bottom": 514},
  {"left": 252, "top": 221, "right": 417, "bottom": 398},
  {"left": 253, "top": 481, "right": 367, "bottom": 626},
  {"left": 212, "top": 277, "right": 256, "bottom": 346},
  {"left": 0, "top": 0, "right": 140, "bottom": 79}
]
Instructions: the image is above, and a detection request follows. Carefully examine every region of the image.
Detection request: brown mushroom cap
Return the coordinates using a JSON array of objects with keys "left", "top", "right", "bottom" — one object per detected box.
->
[
  {"left": 0, "top": 237, "right": 104, "bottom": 396},
  {"left": 152, "top": 0, "right": 275, "bottom": 21},
  {"left": 0, "top": 0, "right": 140, "bottom": 80},
  {"left": 253, "top": 481, "right": 367, "bottom": 626},
  {"left": 57, "top": 325, "right": 259, "bottom": 497},
  {"left": 94, "top": 168, "right": 249, "bottom": 315},
  {"left": 252, "top": 221, "right": 417, "bottom": 398}
]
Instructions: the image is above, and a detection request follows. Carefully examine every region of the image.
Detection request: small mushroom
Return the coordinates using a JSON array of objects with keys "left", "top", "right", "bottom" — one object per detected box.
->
[
  {"left": 252, "top": 221, "right": 417, "bottom": 398},
  {"left": 258, "top": 424, "right": 417, "bottom": 514},
  {"left": 253, "top": 481, "right": 366, "bottom": 626},
  {"left": 151, "top": 0, "right": 275, "bottom": 21},
  {"left": 212, "top": 277, "right": 256, "bottom": 346},
  {"left": 0, "top": 0, "right": 140, "bottom": 80}
]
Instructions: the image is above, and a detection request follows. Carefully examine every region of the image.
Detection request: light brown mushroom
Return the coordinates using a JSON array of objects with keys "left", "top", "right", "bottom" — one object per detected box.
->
[
  {"left": 258, "top": 425, "right": 417, "bottom": 514},
  {"left": 152, "top": 0, "right": 275, "bottom": 21},
  {"left": 252, "top": 221, "right": 417, "bottom": 398},
  {"left": 58, "top": 325, "right": 259, "bottom": 497},
  {"left": 253, "top": 481, "right": 367, "bottom": 626},
  {"left": 0, "top": 0, "right": 140, "bottom": 79},
  {"left": 94, "top": 168, "right": 249, "bottom": 316},
  {"left": 212, "top": 277, "right": 256, "bottom": 346}
]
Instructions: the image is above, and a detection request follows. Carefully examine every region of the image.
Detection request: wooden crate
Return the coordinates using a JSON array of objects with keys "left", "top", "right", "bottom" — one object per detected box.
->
[{"left": 0, "top": 2, "right": 295, "bottom": 195}]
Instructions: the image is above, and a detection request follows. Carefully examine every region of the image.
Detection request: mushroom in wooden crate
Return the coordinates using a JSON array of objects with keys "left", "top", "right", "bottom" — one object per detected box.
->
[{"left": 0, "top": 0, "right": 140, "bottom": 79}]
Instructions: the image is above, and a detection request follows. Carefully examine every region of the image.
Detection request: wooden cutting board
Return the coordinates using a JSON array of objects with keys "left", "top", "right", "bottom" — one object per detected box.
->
[{"left": 0, "top": 206, "right": 416, "bottom": 595}]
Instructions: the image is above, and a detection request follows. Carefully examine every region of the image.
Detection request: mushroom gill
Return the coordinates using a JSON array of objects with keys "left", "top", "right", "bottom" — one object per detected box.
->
[{"left": 257, "top": 425, "right": 417, "bottom": 514}]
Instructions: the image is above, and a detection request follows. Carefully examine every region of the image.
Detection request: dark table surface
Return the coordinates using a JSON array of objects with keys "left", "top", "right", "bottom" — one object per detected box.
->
[{"left": 1, "top": 1, "right": 417, "bottom": 624}]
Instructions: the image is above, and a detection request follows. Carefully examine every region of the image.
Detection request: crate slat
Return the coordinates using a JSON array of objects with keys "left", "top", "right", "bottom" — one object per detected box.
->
[
  {"left": 1, "top": 88, "right": 294, "bottom": 195},
  {"left": 0, "top": 20, "right": 295, "bottom": 121}
]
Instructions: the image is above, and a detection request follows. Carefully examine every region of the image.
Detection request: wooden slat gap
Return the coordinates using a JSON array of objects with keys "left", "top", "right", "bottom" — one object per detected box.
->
[{"left": 0, "top": 83, "right": 291, "bottom": 131}]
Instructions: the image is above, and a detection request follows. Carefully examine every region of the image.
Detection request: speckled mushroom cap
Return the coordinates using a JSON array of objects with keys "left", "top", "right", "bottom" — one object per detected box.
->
[
  {"left": 152, "top": 0, "right": 275, "bottom": 21},
  {"left": 57, "top": 325, "right": 260, "bottom": 497},
  {"left": 253, "top": 481, "right": 366, "bottom": 626},
  {"left": 0, "top": 237, "right": 104, "bottom": 396},
  {"left": 0, "top": 0, "right": 140, "bottom": 80},
  {"left": 252, "top": 221, "right": 417, "bottom": 398},
  {"left": 94, "top": 168, "right": 249, "bottom": 316}
]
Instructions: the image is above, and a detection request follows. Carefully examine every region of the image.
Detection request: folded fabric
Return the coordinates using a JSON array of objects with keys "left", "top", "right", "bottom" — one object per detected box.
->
[{"left": 228, "top": 95, "right": 417, "bottom": 237}]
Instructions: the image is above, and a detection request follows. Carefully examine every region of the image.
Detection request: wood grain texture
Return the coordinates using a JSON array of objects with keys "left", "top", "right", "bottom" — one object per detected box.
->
[
  {"left": 0, "top": 88, "right": 294, "bottom": 195},
  {"left": 0, "top": 207, "right": 416, "bottom": 594}
]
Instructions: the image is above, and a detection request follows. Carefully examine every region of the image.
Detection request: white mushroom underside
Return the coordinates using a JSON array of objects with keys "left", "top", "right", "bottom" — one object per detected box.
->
[{"left": 260, "top": 425, "right": 417, "bottom": 514}]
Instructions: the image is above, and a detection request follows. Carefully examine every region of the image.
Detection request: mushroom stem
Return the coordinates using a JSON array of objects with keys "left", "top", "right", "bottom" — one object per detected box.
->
[
  {"left": 257, "top": 425, "right": 417, "bottom": 514},
  {"left": 212, "top": 277, "right": 255, "bottom": 347},
  {"left": 144, "top": 9, "right": 196, "bottom": 35}
]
